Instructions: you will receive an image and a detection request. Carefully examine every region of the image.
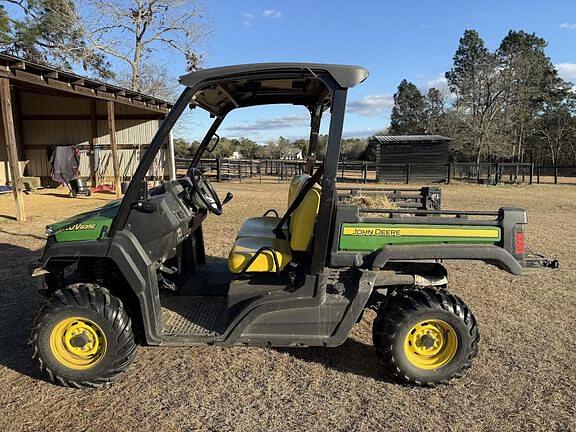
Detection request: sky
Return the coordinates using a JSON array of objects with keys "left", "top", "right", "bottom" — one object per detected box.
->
[{"left": 171, "top": 0, "right": 576, "bottom": 143}]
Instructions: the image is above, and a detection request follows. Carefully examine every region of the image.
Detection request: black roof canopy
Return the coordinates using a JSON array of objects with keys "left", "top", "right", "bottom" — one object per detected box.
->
[{"left": 179, "top": 63, "right": 368, "bottom": 116}]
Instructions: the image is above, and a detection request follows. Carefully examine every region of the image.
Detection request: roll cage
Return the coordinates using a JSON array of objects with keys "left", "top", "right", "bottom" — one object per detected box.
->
[{"left": 110, "top": 63, "right": 369, "bottom": 274}]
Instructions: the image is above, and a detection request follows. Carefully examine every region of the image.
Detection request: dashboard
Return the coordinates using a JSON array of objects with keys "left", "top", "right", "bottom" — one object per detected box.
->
[{"left": 125, "top": 179, "right": 205, "bottom": 263}]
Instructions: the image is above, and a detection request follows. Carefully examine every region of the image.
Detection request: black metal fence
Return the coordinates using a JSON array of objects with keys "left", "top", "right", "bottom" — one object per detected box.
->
[{"left": 176, "top": 158, "right": 576, "bottom": 185}]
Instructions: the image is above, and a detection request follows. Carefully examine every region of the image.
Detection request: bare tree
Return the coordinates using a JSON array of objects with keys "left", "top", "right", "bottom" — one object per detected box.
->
[
  {"left": 446, "top": 30, "right": 507, "bottom": 163},
  {"left": 81, "top": 0, "right": 210, "bottom": 92},
  {"left": 537, "top": 100, "right": 576, "bottom": 166}
]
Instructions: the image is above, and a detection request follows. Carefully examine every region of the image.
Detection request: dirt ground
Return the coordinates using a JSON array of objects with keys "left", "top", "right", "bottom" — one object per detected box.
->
[{"left": 0, "top": 182, "right": 574, "bottom": 432}]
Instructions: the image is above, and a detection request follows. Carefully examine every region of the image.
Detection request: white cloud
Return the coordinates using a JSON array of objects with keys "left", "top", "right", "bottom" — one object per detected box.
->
[
  {"left": 555, "top": 63, "right": 576, "bottom": 81},
  {"left": 224, "top": 114, "right": 307, "bottom": 133},
  {"left": 347, "top": 94, "right": 394, "bottom": 116},
  {"left": 262, "top": 9, "right": 282, "bottom": 18},
  {"left": 242, "top": 13, "right": 255, "bottom": 27},
  {"left": 559, "top": 23, "right": 576, "bottom": 30},
  {"left": 426, "top": 75, "right": 448, "bottom": 90},
  {"left": 342, "top": 128, "right": 382, "bottom": 138}
]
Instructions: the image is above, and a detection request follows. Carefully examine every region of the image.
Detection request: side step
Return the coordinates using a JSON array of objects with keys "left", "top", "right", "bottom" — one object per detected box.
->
[{"left": 161, "top": 296, "right": 226, "bottom": 337}]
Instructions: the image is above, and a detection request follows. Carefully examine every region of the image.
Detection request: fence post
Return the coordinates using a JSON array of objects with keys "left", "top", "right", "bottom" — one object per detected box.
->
[
  {"left": 495, "top": 163, "right": 501, "bottom": 184},
  {"left": 216, "top": 157, "right": 221, "bottom": 182},
  {"left": 363, "top": 162, "right": 368, "bottom": 183},
  {"left": 406, "top": 163, "right": 411, "bottom": 184},
  {"left": 529, "top": 163, "right": 534, "bottom": 185},
  {"left": 446, "top": 163, "right": 451, "bottom": 184},
  {"left": 537, "top": 165, "right": 541, "bottom": 184},
  {"left": 554, "top": 165, "right": 558, "bottom": 184}
]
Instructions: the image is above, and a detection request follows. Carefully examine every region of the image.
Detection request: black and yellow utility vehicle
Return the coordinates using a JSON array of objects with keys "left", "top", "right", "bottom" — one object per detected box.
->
[{"left": 28, "top": 63, "right": 558, "bottom": 388}]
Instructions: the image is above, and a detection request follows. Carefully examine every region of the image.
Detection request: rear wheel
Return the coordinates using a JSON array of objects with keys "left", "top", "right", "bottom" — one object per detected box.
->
[
  {"left": 30, "top": 284, "right": 137, "bottom": 388},
  {"left": 372, "top": 287, "right": 479, "bottom": 386}
]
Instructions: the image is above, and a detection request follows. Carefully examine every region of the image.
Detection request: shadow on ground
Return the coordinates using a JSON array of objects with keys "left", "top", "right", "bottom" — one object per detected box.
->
[
  {"left": 275, "top": 339, "right": 395, "bottom": 383},
  {"left": 0, "top": 242, "right": 45, "bottom": 382}
]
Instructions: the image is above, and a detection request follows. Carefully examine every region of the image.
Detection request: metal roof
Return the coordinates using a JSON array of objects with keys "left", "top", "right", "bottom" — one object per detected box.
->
[
  {"left": 372, "top": 135, "right": 451, "bottom": 143},
  {"left": 0, "top": 52, "right": 172, "bottom": 113}
]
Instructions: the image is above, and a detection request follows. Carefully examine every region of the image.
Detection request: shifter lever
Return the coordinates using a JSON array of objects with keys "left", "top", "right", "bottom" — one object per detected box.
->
[{"left": 222, "top": 192, "right": 233, "bottom": 205}]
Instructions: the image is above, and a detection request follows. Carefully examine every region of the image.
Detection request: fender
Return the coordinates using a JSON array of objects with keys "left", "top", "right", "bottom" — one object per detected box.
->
[
  {"left": 29, "top": 232, "right": 164, "bottom": 345},
  {"left": 369, "top": 244, "right": 523, "bottom": 275}
]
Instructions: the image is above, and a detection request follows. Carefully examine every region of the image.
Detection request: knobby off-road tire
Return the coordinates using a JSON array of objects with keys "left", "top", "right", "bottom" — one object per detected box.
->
[
  {"left": 372, "top": 287, "right": 479, "bottom": 386},
  {"left": 30, "top": 283, "right": 137, "bottom": 388}
]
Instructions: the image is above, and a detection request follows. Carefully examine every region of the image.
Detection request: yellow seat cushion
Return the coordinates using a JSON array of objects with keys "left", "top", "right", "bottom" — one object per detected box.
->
[
  {"left": 236, "top": 174, "right": 311, "bottom": 240},
  {"left": 228, "top": 236, "right": 292, "bottom": 273},
  {"left": 289, "top": 185, "right": 321, "bottom": 251},
  {"left": 235, "top": 217, "right": 289, "bottom": 238}
]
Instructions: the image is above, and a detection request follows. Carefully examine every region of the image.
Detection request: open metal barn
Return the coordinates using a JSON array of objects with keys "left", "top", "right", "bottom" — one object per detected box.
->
[
  {"left": 372, "top": 135, "right": 450, "bottom": 183},
  {"left": 0, "top": 53, "right": 175, "bottom": 221}
]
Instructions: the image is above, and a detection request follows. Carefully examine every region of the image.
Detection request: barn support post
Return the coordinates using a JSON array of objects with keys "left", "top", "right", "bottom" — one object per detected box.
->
[
  {"left": 167, "top": 129, "right": 176, "bottom": 181},
  {"left": 0, "top": 77, "right": 26, "bottom": 221},
  {"left": 107, "top": 101, "right": 122, "bottom": 198},
  {"left": 11, "top": 88, "right": 25, "bottom": 161},
  {"left": 89, "top": 100, "right": 98, "bottom": 187}
]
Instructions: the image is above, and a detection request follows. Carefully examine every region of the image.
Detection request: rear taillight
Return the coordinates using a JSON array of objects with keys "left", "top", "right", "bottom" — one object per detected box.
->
[{"left": 515, "top": 231, "right": 525, "bottom": 254}]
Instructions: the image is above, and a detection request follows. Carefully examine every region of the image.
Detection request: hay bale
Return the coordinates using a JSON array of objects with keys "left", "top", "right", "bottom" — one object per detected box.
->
[{"left": 343, "top": 193, "right": 399, "bottom": 210}]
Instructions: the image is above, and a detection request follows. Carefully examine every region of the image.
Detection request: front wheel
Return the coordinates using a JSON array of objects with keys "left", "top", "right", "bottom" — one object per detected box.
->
[
  {"left": 30, "top": 284, "right": 137, "bottom": 388},
  {"left": 372, "top": 287, "right": 479, "bottom": 386}
]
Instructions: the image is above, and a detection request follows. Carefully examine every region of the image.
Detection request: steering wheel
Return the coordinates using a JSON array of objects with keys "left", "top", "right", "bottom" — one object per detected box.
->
[{"left": 188, "top": 168, "right": 223, "bottom": 215}]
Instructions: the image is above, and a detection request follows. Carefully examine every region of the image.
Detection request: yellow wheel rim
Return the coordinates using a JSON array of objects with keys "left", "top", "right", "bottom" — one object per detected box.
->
[
  {"left": 49, "top": 317, "right": 107, "bottom": 370},
  {"left": 403, "top": 319, "right": 457, "bottom": 370}
]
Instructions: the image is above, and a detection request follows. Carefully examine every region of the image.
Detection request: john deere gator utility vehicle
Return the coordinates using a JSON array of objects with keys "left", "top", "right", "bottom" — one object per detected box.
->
[{"left": 28, "top": 63, "right": 558, "bottom": 388}]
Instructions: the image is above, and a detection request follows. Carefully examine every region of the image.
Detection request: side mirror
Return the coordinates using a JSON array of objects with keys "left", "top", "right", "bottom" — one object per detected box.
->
[{"left": 222, "top": 192, "right": 233, "bottom": 205}]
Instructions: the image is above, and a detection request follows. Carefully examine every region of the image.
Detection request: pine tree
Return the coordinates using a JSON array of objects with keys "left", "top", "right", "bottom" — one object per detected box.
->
[
  {"left": 389, "top": 79, "right": 427, "bottom": 135},
  {"left": 0, "top": 0, "right": 111, "bottom": 77}
]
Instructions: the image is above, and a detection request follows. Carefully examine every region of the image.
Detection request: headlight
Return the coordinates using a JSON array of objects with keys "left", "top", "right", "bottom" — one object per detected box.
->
[{"left": 45, "top": 225, "right": 54, "bottom": 238}]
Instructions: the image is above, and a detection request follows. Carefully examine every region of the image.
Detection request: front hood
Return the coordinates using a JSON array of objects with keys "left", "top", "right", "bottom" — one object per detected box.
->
[{"left": 48, "top": 199, "right": 121, "bottom": 242}]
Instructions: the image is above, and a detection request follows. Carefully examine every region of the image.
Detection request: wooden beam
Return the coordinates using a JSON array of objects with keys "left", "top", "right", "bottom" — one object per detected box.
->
[
  {"left": 10, "top": 61, "right": 26, "bottom": 71},
  {"left": 44, "top": 71, "right": 59, "bottom": 79},
  {"left": 21, "top": 113, "right": 165, "bottom": 121},
  {"left": 89, "top": 99, "right": 98, "bottom": 187},
  {"left": 0, "top": 69, "right": 170, "bottom": 114},
  {"left": 0, "top": 78, "right": 26, "bottom": 221},
  {"left": 107, "top": 100, "right": 122, "bottom": 198},
  {"left": 11, "top": 88, "right": 25, "bottom": 161}
]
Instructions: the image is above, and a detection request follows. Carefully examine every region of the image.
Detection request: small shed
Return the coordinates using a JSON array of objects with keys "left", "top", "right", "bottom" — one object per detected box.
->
[
  {"left": 0, "top": 53, "right": 175, "bottom": 221},
  {"left": 372, "top": 135, "right": 451, "bottom": 183}
]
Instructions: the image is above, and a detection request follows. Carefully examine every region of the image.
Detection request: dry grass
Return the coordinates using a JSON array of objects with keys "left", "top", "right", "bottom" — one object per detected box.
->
[
  {"left": 0, "top": 183, "right": 575, "bottom": 431},
  {"left": 343, "top": 193, "right": 399, "bottom": 209}
]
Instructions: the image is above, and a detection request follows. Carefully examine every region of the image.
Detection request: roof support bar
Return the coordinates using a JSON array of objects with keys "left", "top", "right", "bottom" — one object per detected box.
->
[
  {"left": 310, "top": 87, "right": 348, "bottom": 274},
  {"left": 192, "top": 117, "right": 224, "bottom": 167},
  {"left": 110, "top": 87, "right": 195, "bottom": 235},
  {"left": 307, "top": 104, "right": 323, "bottom": 156}
]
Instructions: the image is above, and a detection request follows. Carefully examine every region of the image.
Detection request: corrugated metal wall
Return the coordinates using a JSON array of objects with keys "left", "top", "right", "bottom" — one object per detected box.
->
[{"left": 0, "top": 91, "right": 167, "bottom": 185}]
